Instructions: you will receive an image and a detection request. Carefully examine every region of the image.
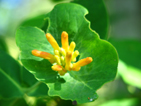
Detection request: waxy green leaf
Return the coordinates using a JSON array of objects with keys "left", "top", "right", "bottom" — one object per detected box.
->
[
  {"left": 16, "top": 27, "right": 57, "bottom": 83},
  {"left": 109, "top": 39, "right": 141, "bottom": 88},
  {"left": 16, "top": 3, "right": 118, "bottom": 104},
  {"left": 0, "top": 49, "right": 48, "bottom": 98},
  {"left": 20, "top": 14, "right": 48, "bottom": 33},
  {"left": 0, "top": 98, "right": 28, "bottom": 106},
  {"left": 72, "top": 0, "right": 109, "bottom": 39},
  {"left": 0, "top": 49, "right": 23, "bottom": 98}
]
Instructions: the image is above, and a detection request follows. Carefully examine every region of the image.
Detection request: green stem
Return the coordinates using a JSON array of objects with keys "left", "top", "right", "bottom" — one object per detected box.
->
[
  {"left": 24, "top": 81, "right": 42, "bottom": 94},
  {"left": 10, "top": 98, "right": 20, "bottom": 106}
]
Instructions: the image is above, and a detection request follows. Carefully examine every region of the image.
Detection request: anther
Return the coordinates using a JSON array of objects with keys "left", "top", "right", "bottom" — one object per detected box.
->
[
  {"left": 69, "top": 41, "right": 76, "bottom": 52},
  {"left": 54, "top": 55, "right": 61, "bottom": 65},
  {"left": 60, "top": 56, "right": 65, "bottom": 66},
  {"left": 60, "top": 48, "right": 66, "bottom": 56},
  {"left": 72, "top": 50, "right": 79, "bottom": 61},
  {"left": 46, "top": 33, "right": 60, "bottom": 50},
  {"left": 54, "top": 50, "right": 60, "bottom": 56}
]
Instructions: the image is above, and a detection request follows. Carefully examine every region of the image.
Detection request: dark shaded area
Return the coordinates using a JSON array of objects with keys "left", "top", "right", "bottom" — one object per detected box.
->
[
  {"left": 54, "top": 75, "right": 66, "bottom": 90},
  {"left": 75, "top": 55, "right": 80, "bottom": 62},
  {"left": 0, "top": 98, "right": 28, "bottom": 106},
  {"left": 0, "top": 37, "right": 8, "bottom": 53},
  {"left": 20, "top": 14, "right": 48, "bottom": 33},
  {"left": 109, "top": 39, "right": 141, "bottom": 69},
  {"left": 54, "top": 97, "right": 75, "bottom": 106},
  {"left": 21, "top": 59, "right": 58, "bottom": 83},
  {"left": 72, "top": 0, "right": 109, "bottom": 39}
]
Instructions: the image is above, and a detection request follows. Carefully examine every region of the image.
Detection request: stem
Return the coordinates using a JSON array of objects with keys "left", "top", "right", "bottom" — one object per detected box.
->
[
  {"left": 10, "top": 98, "right": 20, "bottom": 106},
  {"left": 24, "top": 81, "right": 42, "bottom": 94}
]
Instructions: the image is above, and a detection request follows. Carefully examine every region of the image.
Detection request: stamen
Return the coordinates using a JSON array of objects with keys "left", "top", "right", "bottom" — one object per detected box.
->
[
  {"left": 72, "top": 50, "right": 79, "bottom": 61},
  {"left": 60, "top": 56, "right": 65, "bottom": 66},
  {"left": 51, "top": 65, "right": 62, "bottom": 71},
  {"left": 69, "top": 41, "right": 76, "bottom": 52},
  {"left": 54, "top": 50, "right": 60, "bottom": 56},
  {"left": 54, "top": 55, "right": 61, "bottom": 65},
  {"left": 46, "top": 33, "right": 60, "bottom": 50},
  {"left": 65, "top": 51, "right": 72, "bottom": 70},
  {"left": 60, "top": 48, "right": 66, "bottom": 56},
  {"left": 72, "top": 57, "right": 93, "bottom": 71},
  {"left": 61, "top": 31, "right": 69, "bottom": 52}
]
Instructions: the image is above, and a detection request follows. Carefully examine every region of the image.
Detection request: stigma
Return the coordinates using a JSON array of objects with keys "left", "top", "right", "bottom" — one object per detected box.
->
[{"left": 32, "top": 31, "right": 93, "bottom": 76}]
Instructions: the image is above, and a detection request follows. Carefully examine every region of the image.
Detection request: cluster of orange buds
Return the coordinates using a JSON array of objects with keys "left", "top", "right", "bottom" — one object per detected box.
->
[{"left": 32, "top": 31, "right": 93, "bottom": 76}]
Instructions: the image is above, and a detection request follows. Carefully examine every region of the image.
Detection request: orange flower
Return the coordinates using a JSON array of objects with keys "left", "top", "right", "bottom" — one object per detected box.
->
[{"left": 32, "top": 31, "right": 93, "bottom": 76}]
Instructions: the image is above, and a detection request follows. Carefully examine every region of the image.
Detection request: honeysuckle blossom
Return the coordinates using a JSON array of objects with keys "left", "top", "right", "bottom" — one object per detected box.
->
[{"left": 32, "top": 31, "right": 93, "bottom": 76}]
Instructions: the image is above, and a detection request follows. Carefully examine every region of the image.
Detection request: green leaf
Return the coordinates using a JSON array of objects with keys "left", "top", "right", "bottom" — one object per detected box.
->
[
  {"left": 0, "top": 50, "right": 23, "bottom": 98},
  {"left": 21, "top": 15, "right": 45, "bottom": 28},
  {"left": 0, "top": 49, "right": 48, "bottom": 98},
  {"left": 16, "top": 3, "right": 118, "bottom": 104},
  {"left": 0, "top": 37, "right": 8, "bottom": 53},
  {"left": 72, "top": 0, "right": 109, "bottom": 39},
  {"left": 109, "top": 39, "right": 141, "bottom": 88},
  {"left": 0, "top": 98, "right": 28, "bottom": 106},
  {"left": 20, "top": 14, "right": 48, "bottom": 33},
  {"left": 109, "top": 39, "right": 141, "bottom": 70},
  {"left": 16, "top": 27, "right": 57, "bottom": 83},
  {"left": 20, "top": 67, "right": 48, "bottom": 97}
]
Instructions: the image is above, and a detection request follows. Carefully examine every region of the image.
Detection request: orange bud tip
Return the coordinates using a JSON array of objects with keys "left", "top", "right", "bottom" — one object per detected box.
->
[
  {"left": 32, "top": 50, "right": 40, "bottom": 56},
  {"left": 86, "top": 57, "right": 93, "bottom": 64},
  {"left": 72, "top": 57, "right": 93, "bottom": 71},
  {"left": 31, "top": 50, "right": 54, "bottom": 60},
  {"left": 62, "top": 31, "right": 68, "bottom": 39},
  {"left": 72, "top": 67, "right": 81, "bottom": 71},
  {"left": 52, "top": 65, "right": 62, "bottom": 71}
]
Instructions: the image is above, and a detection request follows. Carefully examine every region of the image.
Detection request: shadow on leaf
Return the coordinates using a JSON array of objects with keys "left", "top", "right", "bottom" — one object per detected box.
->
[
  {"left": 54, "top": 75, "right": 66, "bottom": 90},
  {"left": 21, "top": 59, "right": 58, "bottom": 83}
]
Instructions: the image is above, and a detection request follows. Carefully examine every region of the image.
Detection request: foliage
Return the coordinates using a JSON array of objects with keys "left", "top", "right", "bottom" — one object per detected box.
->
[
  {"left": 0, "top": 0, "right": 128, "bottom": 106},
  {"left": 72, "top": 0, "right": 109, "bottom": 39},
  {"left": 0, "top": 49, "right": 48, "bottom": 105},
  {"left": 16, "top": 3, "right": 118, "bottom": 104}
]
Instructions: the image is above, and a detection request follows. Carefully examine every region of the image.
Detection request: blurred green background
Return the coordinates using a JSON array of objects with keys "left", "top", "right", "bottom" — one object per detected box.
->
[{"left": 0, "top": 0, "right": 141, "bottom": 106}]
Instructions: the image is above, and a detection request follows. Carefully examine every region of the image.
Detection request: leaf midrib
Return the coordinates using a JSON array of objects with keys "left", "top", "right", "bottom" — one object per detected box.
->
[
  {"left": 0, "top": 68, "right": 23, "bottom": 92},
  {"left": 69, "top": 73, "right": 93, "bottom": 90}
]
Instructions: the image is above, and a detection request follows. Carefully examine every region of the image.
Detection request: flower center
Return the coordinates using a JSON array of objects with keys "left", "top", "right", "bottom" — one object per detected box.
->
[{"left": 32, "top": 31, "right": 92, "bottom": 76}]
